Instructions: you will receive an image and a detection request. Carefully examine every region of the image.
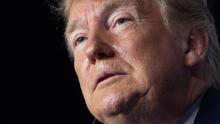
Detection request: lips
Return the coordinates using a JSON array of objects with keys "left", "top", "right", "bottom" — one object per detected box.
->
[{"left": 96, "top": 71, "right": 126, "bottom": 87}]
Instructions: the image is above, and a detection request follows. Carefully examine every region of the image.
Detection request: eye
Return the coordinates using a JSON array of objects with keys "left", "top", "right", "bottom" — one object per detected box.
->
[
  {"left": 74, "top": 36, "right": 87, "bottom": 46},
  {"left": 111, "top": 14, "right": 133, "bottom": 31},
  {"left": 115, "top": 18, "right": 131, "bottom": 26}
]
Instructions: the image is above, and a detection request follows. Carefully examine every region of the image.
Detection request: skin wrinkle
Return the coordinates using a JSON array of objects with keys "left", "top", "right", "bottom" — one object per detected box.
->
[
  {"left": 63, "top": 0, "right": 220, "bottom": 89},
  {"left": 64, "top": 0, "right": 211, "bottom": 124},
  {"left": 66, "top": 0, "right": 153, "bottom": 39},
  {"left": 73, "top": 0, "right": 172, "bottom": 123},
  {"left": 65, "top": 0, "right": 156, "bottom": 61},
  {"left": 68, "top": 0, "right": 153, "bottom": 59}
]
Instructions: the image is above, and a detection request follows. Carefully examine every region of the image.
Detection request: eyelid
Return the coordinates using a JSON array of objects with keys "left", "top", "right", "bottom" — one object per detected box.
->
[
  {"left": 69, "top": 30, "right": 87, "bottom": 48},
  {"left": 110, "top": 13, "right": 133, "bottom": 28},
  {"left": 70, "top": 29, "right": 86, "bottom": 41},
  {"left": 73, "top": 33, "right": 85, "bottom": 41}
]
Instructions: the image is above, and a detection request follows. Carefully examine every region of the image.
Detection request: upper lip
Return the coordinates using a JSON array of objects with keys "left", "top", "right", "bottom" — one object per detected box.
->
[{"left": 95, "top": 71, "right": 126, "bottom": 87}]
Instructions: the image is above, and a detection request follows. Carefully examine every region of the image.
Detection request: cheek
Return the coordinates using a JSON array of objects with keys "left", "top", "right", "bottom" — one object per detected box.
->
[
  {"left": 116, "top": 26, "right": 182, "bottom": 92},
  {"left": 117, "top": 24, "right": 159, "bottom": 63},
  {"left": 119, "top": 30, "right": 157, "bottom": 71},
  {"left": 114, "top": 33, "right": 158, "bottom": 95},
  {"left": 74, "top": 56, "right": 91, "bottom": 97},
  {"left": 74, "top": 55, "right": 84, "bottom": 83}
]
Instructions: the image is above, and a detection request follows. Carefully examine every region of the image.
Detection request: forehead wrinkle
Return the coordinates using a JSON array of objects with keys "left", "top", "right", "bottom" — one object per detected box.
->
[
  {"left": 87, "top": 0, "right": 134, "bottom": 18},
  {"left": 66, "top": 0, "right": 147, "bottom": 36}
]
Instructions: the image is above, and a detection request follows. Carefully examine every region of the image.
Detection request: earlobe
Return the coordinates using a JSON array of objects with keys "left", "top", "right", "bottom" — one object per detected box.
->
[
  {"left": 184, "top": 28, "right": 208, "bottom": 67},
  {"left": 185, "top": 51, "right": 199, "bottom": 66}
]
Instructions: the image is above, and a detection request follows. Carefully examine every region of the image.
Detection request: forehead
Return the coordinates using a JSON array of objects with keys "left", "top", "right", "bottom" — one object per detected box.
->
[
  {"left": 71, "top": 0, "right": 142, "bottom": 8},
  {"left": 66, "top": 0, "right": 155, "bottom": 32},
  {"left": 70, "top": 0, "right": 129, "bottom": 16},
  {"left": 68, "top": 0, "right": 154, "bottom": 18}
]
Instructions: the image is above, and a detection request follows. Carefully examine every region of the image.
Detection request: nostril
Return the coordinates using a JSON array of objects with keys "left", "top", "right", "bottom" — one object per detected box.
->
[
  {"left": 96, "top": 50, "right": 115, "bottom": 59},
  {"left": 97, "top": 52, "right": 108, "bottom": 59}
]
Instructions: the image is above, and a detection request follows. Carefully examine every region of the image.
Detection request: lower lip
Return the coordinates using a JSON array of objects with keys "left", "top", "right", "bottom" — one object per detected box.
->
[{"left": 96, "top": 74, "right": 126, "bottom": 89}]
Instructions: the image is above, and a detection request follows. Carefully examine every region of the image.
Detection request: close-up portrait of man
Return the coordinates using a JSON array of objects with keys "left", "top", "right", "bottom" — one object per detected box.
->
[{"left": 46, "top": 0, "right": 220, "bottom": 123}]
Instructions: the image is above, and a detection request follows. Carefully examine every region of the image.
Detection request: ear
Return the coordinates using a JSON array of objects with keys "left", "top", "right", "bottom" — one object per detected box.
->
[{"left": 184, "top": 28, "right": 209, "bottom": 67}]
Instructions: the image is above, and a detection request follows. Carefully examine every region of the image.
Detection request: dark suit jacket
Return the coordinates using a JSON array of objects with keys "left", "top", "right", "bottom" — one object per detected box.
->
[
  {"left": 93, "top": 88, "right": 220, "bottom": 124},
  {"left": 194, "top": 88, "right": 220, "bottom": 124}
]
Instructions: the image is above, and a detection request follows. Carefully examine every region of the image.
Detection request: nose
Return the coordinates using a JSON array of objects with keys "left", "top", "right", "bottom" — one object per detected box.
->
[{"left": 85, "top": 31, "right": 116, "bottom": 64}]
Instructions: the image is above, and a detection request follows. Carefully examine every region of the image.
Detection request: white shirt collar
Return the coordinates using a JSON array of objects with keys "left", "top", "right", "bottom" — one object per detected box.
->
[{"left": 177, "top": 95, "right": 203, "bottom": 124}]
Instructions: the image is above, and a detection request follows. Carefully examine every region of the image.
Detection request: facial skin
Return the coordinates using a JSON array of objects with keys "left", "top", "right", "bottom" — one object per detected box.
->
[{"left": 66, "top": 0, "right": 208, "bottom": 123}]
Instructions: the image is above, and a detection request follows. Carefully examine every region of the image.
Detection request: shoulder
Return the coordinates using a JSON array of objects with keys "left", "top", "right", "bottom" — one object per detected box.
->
[{"left": 195, "top": 87, "right": 220, "bottom": 124}]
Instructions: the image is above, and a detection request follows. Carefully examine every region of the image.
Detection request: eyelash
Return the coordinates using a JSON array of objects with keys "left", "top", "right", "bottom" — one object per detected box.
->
[
  {"left": 74, "top": 35, "right": 87, "bottom": 46},
  {"left": 112, "top": 15, "right": 132, "bottom": 28},
  {"left": 116, "top": 18, "right": 130, "bottom": 26}
]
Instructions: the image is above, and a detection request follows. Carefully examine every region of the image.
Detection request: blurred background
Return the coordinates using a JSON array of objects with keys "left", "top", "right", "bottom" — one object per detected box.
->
[{"left": 13, "top": 0, "right": 220, "bottom": 124}]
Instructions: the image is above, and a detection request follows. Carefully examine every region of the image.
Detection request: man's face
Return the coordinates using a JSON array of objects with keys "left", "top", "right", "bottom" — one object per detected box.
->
[{"left": 67, "top": 0, "right": 187, "bottom": 122}]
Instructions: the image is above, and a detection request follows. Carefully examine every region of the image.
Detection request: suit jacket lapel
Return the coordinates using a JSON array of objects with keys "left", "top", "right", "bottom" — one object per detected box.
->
[{"left": 194, "top": 88, "right": 220, "bottom": 124}]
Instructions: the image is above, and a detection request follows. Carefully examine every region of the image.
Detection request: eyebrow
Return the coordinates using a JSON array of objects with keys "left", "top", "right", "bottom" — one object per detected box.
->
[
  {"left": 65, "top": 0, "right": 134, "bottom": 35},
  {"left": 66, "top": 20, "right": 83, "bottom": 36}
]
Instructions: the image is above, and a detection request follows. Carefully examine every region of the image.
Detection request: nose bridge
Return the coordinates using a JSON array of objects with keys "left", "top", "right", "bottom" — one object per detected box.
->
[
  {"left": 85, "top": 19, "right": 115, "bottom": 63},
  {"left": 86, "top": 3, "right": 106, "bottom": 45},
  {"left": 86, "top": 17, "right": 105, "bottom": 49},
  {"left": 89, "top": 18, "right": 104, "bottom": 42}
]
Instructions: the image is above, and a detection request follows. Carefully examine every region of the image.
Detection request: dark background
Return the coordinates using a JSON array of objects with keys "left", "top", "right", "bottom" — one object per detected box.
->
[{"left": 13, "top": 0, "right": 220, "bottom": 124}]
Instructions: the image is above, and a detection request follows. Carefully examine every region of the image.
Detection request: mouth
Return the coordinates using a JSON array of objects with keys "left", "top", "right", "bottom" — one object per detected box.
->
[{"left": 96, "top": 72, "right": 127, "bottom": 86}]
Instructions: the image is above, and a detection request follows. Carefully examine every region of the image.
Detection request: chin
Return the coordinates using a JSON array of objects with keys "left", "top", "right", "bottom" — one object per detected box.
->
[
  {"left": 100, "top": 93, "right": 126, "bottom": 116},
  {"left": 90, "top": 89, "right": 141, "bottom": 122}
]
